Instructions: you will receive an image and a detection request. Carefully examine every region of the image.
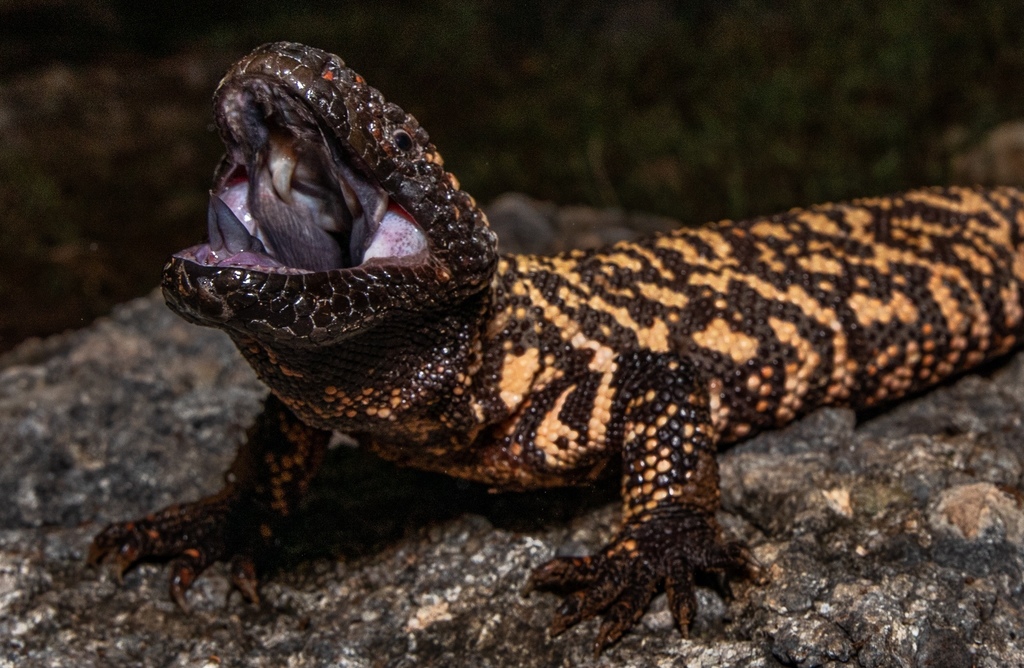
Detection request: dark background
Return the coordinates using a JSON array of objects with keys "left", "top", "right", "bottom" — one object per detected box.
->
[{"left": 1, "top": 0, "right": 1022, "bottom": 351}]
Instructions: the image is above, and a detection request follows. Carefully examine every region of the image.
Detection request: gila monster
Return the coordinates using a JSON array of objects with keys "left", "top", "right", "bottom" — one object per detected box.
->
[{"left": 90, "top": 42, "right": 1024, "bottom": 652}]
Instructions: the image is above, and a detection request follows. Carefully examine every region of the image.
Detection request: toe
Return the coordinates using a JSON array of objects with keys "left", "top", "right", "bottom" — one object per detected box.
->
[
  {"left": 665, "top": 568, "right": 697, "bottom": 630},
  {"left": 593, "top": 570, "right": 657, "bottom": 653},
  {"left": 168, "top": 548, "right": 213, "bottom": 611},
  {"left": 529, "top": 555, "right": 599, "bottom": 591},
  {"left": 549, "top": 569, "right": 625, "bottom": 635},
  {"left": 229, "top": 554, "right": 261, "bottom": 605}
]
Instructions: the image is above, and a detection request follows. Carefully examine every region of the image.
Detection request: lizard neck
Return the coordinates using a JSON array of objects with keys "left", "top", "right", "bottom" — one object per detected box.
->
[{"left": 229, "top": 288, "right": 499, "bottom": 445}]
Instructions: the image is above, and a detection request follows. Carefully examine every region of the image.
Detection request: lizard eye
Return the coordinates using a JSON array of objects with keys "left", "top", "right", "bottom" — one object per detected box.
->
[{"left": 392, "top": 129, "right": 413, "bottom": 152}]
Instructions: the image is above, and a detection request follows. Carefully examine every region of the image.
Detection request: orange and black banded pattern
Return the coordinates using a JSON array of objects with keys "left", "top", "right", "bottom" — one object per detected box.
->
[
  {"left": 473, "top": 187, "right": 1024, "bottom": 495},
  {"left": 90, "top": 43, "right": 1024, "bottom": 654}
]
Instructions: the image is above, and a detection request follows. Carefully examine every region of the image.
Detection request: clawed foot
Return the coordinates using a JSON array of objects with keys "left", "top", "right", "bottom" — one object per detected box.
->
[
  {"left": 88, "top": 491, "right": 264, "bottom": 609},
  {"left": 529, "top": 507, "right": 757, "bottom": 653}
]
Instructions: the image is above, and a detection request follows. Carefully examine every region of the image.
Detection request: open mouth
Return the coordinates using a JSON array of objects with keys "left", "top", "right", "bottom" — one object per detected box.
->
[{"left": 177, "top": 83, "right": 428, "bottom": 275}]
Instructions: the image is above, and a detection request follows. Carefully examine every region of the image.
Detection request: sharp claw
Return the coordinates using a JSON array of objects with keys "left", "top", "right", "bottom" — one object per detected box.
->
[
  {"left": 89, "top": 523, "right": 130, "bottom": 562},
  {"left": 535, "top": 510, "right": 754, "bottom": 653},
  {"left": 665, "top": 575, "right": 697, "bottom": 629},
  {"left": 234, "top": 578, "right": 261, "bottom": 607},
  {"left": 594, "top": 620, "right": 626, "bottom": 657},
  {"left": 87, "top": 532, "right": 115, "bottom": 566},
  {"left": 547, "top": 560, "right": 637, "bottom": 639},
  {"left": 230, "top": 556, "right": 261, "bottom": 605},
  {"left": 171, "top": 588, "right": 192, "bottom": 614},
  {"left": 88, "top": 489, "right": 258, "bottom": 612},
  {"left": 550, "top": 590, "right": 588, "bottom": 636},
  {"left": 114, "top": 542, "right": 141, "bottom": 579},
  {"left": 86, "top": 541, "right": 105, "bottom": 567},
  {"left": 708, "top": 540, "right": 751, "bottom": 571},
  {"left": 169, "top": 567, "right": 195, "bottom": 612},
  {"left": 594, "top": 573, "right": 656, "bottom": 653},
  {"left": 594, "top": 603, "right": 642, "bottom": 655}
]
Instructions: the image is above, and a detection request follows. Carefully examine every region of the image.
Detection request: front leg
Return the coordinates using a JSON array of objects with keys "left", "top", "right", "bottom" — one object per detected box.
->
[
  {"left": 530, "top": 351, "right": 754, "bottom": 652},
  {"left": 89, "top": 394, "right": 330, "bottom": 607}
]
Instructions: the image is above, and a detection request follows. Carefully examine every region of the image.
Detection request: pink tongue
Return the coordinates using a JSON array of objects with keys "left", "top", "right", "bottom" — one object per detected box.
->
[
  {"left": 361, "top": 203, "right": 427, "bottom": 262},
  {"left": 219, "top": 180, "right": 252, "bottom": 225}
]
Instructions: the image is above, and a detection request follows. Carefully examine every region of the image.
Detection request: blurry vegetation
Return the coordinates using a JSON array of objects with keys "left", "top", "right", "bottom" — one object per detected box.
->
[
  {"left": 163, "top": 0, "right": 1024, "bottom": 219},
  {"left": 1, "top": 0, "right": 1023, "bottom": 348}
]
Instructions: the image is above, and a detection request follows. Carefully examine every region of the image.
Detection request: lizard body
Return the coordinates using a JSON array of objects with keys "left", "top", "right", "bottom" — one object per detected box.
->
[{"left": 91, "top": 42, "right": 1024, "bottom": 652}]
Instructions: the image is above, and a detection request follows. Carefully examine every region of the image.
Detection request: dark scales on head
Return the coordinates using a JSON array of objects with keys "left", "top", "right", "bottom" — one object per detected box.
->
[{"left": 90, "top": 41, "right": 1024, "bottom": 655}]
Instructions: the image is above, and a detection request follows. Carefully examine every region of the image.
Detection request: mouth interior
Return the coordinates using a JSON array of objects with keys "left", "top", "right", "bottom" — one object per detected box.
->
[{"left": 182, "top": 85, "right": 428, "bottom": 274}]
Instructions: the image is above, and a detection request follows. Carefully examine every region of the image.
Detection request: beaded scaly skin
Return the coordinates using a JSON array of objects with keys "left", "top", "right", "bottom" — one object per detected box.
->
[{"left": 91, "top": 42, "right": 1024, "bottom": 653}]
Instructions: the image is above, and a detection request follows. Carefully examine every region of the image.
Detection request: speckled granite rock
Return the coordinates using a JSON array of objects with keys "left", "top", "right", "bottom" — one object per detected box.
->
[{"left": 1, "top": 197, "right": 1023, "bottom": 667}]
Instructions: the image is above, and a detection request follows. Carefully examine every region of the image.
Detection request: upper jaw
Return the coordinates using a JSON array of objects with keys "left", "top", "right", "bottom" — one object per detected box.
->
[{"left": 174, "top": 74, "right": 429, "bottom": 277}]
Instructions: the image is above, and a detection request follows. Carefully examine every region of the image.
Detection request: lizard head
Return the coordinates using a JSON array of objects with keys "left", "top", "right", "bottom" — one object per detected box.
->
[{"left": 163, "top": 42, "right": 498, "bottom": 344}]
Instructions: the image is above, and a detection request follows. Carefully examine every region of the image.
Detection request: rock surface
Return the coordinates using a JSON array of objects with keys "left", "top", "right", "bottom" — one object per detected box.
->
[{"left": 2, "top": 197, "right": 1024, "bottom": 667}]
